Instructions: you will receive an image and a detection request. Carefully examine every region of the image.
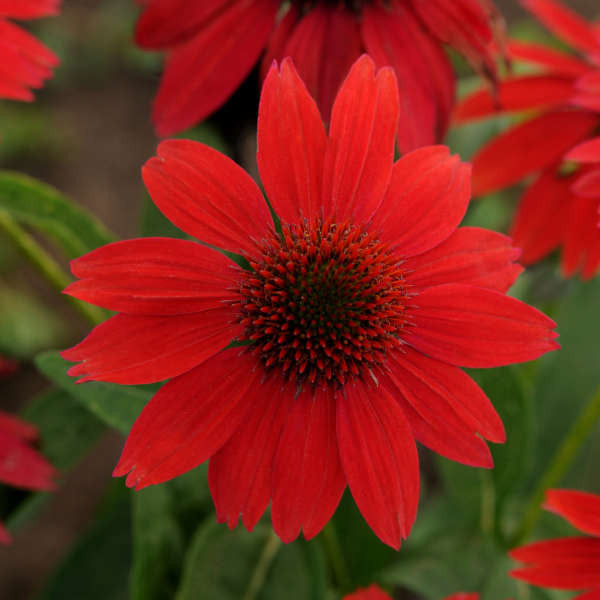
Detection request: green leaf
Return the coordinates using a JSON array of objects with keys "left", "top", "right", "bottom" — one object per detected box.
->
[
  {"left": 0, "top": 287, "right": 69, "bottom": 359},
  {"left": 175, "top": 518, "right": 327, "bottom": 600},
  {"left": 35, "top": 350, "right": 150, "bottom": 434},
  {"left": 0, "top": 171, "right": 115, "bottom": 258},
  {"left": 37, "top": 483, "right": 132, "bottom": 600},
  {"left": 436, "top": 366, "right": 533, "bottom": 538},
  {"left": 528, "top": 277, "right": 600, "bottom": 494},
  {"left": 22, "top": 388, "right": 105, "bottom": 470},
  {"left": 379, "top": 498, "right": 499, "bottom": 597},
  {"left": 131, "top": 486, "right": 184, "bottom": 600}
]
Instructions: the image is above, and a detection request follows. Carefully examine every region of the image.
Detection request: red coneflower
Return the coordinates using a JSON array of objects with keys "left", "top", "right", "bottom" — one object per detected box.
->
[
  {"left": 0, "top": 0, "right": 61, "bottom": 102},
  {"left": 510, "top": 489, "right": 600, "bottom": 598},
  {"left": 135, "top": 0, "right": 503, "bottom": 151},
  {"left": 344, "top": 585, "right": 392, "bottom": 599},
  {"left": 455, "top": 0, "right": 600, "bottom": 279},
  {"left": 0, "top": 408, "right": 57, "bottom": 543},
  {"left": 62, "top": 56, "right": 558, "bottom": 549}
]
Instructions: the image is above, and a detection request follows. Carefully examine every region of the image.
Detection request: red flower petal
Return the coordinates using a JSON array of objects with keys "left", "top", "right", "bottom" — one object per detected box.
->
[
  {"left": 337, "top": 380, "right": 419, "bottom": 549},
  {"left": 471, "top": 110, "right": 599, "bottom": 196},
  {"left": 507, "top": 40, "right": 591, "bottom": 77},
  {"left": 521, "top": 0, "right": 600, "bottom": 55},
  {"left": 363, "top": 1, "right": 454, "bottom": 152},
  {"left": 113, "top": 349, "right": 261, "bottom": 489},
  {"left": 257, "top": 58, "right": 327, "bottom": 223},
  {"left": 444, "top": 595, "right": 479, "bottom": 600},
  {"left": 134, "top": 0, "right": 232, "bottom": 48},
  {"left": 510, "top": 537, "right": 600, "bottom": 588},
  {"left": 208, "top": 374, "right": 294, "bottom": 532},
  {"left": 0, "top": 0, "right": 60, "bottom": 18},
  {"left": 403, "top": 284, "right": 559, "bottom": 368},
  {"left": 573, "top": 168, "right": 600, "bottom": 198},
  {"left": 410, "top": 0, "right": 496, "bottom": 77},
  {"left": 454, "top": 75, "right": 577, "bottom": 122},
  {"left": 545, "top": 489, "right": 600, "bottom": 537},
  {"left": 62, "top": 308, "right": 240, "bottom": 384},
  {"left": 404, "top": 226, "right": 522, "bottom": 293},
  {"left": 281, "top": 4, "right": 362, "bottom": 121},
  {"left": 322, "top": 55, "right": 399, "bottom": 224},
  {"left": 509, "top": 168, "right": 570, "bottom": 264},
  {"left": 380, "top": 347, "right": 504, "bottom": 468},
  {"left": 64, "top": 238, "right": 239, "bottom": 315},
  {"left": 344, "top": 585, "right": 393, "bottom": 600},
  {"left": 0, "top": 522, "right": 11, "bottom": 545},
  {"left": 0, "top": 18, "right": 59, "bottom": 101},
  {"left": 0, "top": 411, "right": 37, "bottom": 443},
  {"left": 371, "top": 146, "right": 470, "bottom": 257},
  {"left": 142, "top": 139, "right": 271, "bottom": 256},
  {"left": 562, "top": 192, "right": 600, "bottom": 279},
  {"left": 566, "top": 137, "right": 600, "bottom": 163},
  {"left": 0, "top": 429, "right": 56, "bottom": 491},
  {"left": 151, "top": 0, "right": 278, "bottom": 136},
  {"left": 271, "top": 384, "right": 345, "bottom": 542}
]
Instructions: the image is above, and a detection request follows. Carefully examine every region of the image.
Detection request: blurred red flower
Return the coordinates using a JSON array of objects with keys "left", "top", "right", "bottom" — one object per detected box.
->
[
  {"left": 510, "top": 489, "right": 600, "bottom": 598},
  {"left": 0, "top": 0, "right": 61, "bottom": 101},
  {"left": 0, "top": 356, "right": 57, "bottom": 544},
  {"left": 456, "top": 0, "right": 600, "bottom": 279},
  {"left": 63, "top": 56, "right": 558, "bottom": 549},
  {"left": 0, "top": 359, "right": 57, "bottom": 544},
  {"left": 344, "top": 585, "right": 392, "bottom": 599},
  {"left": 135, "top": 0, "right": 503, "bottom": 150}
]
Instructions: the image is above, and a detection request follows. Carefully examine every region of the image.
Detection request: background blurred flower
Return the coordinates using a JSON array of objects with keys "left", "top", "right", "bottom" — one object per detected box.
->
[
  {"left": 0, "top": 0, "right": 61, "bottom": 101},
  {"left": 0, "top": 410, "right": 57, "bottom": 544},
  {"left": 62, "top": 55, "right": 558, "bottom": 550},
  {"left": 135, "top": 0, "right": 503, "bottom": 150},
  {"left": 455, "top": 0, "right": 600, "bottom": 279},
  {"left": 510, "top": 489, "right": 600, "bottom": 597}
]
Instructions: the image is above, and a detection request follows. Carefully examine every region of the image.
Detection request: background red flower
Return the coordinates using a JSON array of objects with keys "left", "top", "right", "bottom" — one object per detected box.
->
[
  {"left": 510, "top": 489, "right": 600, "bottom": 597},
  {"left": 135, "top": 0, "right": 503, "bottom": 151},
  {"left": 0, "top": 0, "right": 61, "bottom": 101},
  {"left": 455, "top": 0, "right": 600, "bottom": 278}
]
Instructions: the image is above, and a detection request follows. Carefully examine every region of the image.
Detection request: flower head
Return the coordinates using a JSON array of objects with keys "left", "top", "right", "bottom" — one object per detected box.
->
[
  {"left": 0, "top": 0, "right": 61, "bottom": 101},
  {"left": 455, "top": 0, "right": 600, "bottom": 279},
  {"left": 510, "top": 489, "right": 600, "bottom": 597},
  {"left": 135, "top": 0, "right": 503, "bottom": 150},
  {"left": 63, "top": 55, "right": 558, "bottom": 548}
]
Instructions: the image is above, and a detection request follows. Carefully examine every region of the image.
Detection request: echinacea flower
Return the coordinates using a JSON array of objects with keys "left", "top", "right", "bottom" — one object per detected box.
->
[
  {"left": 135, "top": 0, "right": 504, "bottom": 151},
  {"left": 510, "top": 489, "right": 600, "bottom": 598},
  {"left": 0, "top": 410, "right": 57, "bottom": 543},
  {"left": 344, "top": 585, "right": 392, "bottom": 599},
  {"left": 455, "top": 0, "right": 600, "bottom": 279},
  {"left": 62, "top": 55, "right": 558, "bottom": 549},
  {"left": 0, "top": 0, "right": 61, "bottom": 101}
]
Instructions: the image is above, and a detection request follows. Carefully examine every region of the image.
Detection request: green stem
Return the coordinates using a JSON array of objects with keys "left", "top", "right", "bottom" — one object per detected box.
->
[
  {"left": 0, "top": 209, "right": 104, "bottom": 326},
  {"left": 321, "top": 521, "right": 351, "bottom": 592},
  {"left": 242, "top": 529, "right": 281, "bottom": 600},
  {"left": 510, "top": 385, "right": 600, "bottom": 547},
  {"left": 479, "top": 469, "right": 495, "bottom": 536}
]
